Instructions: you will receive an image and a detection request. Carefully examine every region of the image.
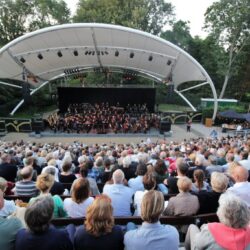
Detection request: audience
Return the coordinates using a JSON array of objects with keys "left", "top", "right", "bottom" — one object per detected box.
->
[
  {"left": 64, "top": 178, "right": 94, "bottom": 217},
  {"left": 103, "top": 169, "right": 133, "bottom": 216},
  {"left": 128, "top": 163, "right": 147, "bottom": 192},
  {"left": 15, "top": 195, "right": 73, "bottom": 250},
  {"left": 185, "top": 193, "right": 250, "bottom": 249},
  {"left": 124, "top": 190, "right": 179, "bottom": 250},
  {"left": 74, "top": 194, "right": 124, "bottom": 250}
]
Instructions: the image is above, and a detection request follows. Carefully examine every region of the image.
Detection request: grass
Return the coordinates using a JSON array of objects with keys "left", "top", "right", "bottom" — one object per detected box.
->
[{"left": 159, "top": 104, "right": 193, "bottom": 112}]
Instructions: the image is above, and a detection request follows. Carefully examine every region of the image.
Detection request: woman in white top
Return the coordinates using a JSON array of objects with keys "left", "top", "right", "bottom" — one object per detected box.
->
[
  {"left": 133, "top": 171, "right": 156, "bottom": 216},
  {"left": 64, "top": 178, "right": 94, "bottom": 218}
]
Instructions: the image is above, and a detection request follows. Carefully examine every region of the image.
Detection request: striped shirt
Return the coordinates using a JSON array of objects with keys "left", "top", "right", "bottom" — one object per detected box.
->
[{"left": 15, "top": 181, "right": 38, "bottom": 196}]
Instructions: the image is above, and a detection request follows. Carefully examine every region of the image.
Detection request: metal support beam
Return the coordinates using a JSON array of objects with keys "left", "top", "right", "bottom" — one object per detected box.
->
[
  {"left": 174, "top": 90, "right": 197, "bottom": 112},
  {"left": 10, "top": 74, "right": 64, "bottom": 116},
  {"left": 179, "top": 82, "right": 209, "bottom": 93},
  {"left": 0, "top": 81, "right": 22, "bottom": 89}
]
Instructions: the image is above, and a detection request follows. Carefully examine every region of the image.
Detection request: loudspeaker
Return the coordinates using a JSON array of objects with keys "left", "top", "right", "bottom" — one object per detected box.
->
[
  {"left": 32, "top": 120, "right": 44, "bottom": 133},
  {"left": 166, "top": 83, "right": 174, "bottom": 101},
  {"left": 160, "top": 121, "right": 171, "bottom": 134}
]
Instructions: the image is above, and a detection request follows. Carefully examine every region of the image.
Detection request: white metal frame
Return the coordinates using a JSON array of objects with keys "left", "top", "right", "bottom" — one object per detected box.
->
[{"left": 0, "top": 23, "right": 217, "bottom": 119}]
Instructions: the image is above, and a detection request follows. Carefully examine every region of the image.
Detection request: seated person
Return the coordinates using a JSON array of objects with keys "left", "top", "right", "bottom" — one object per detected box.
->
[
  {"left": 0, "top": 190, "right": 23, "bottom": 250},
  {"left": 74, "top": 194, "right": 124, "bottom": 250},
  {"left": 185, "top": 193, "right": 250, "bottom": 250},
  {"left": 133, "top": 171, "right": 156, "bottom": 216},
  {"left": 103, "top": 169, "right": 133, "bottom": 216},
  {"left": 64, "top": 178, "right": 94, "bottom": 218},
  {"left": 14, "top": 166, "right": 38, "bottom": 197},
  {"left": 15, "top": 195, "right": 73, "bottom": 250},
  {"left": 196, "top": 172, "right": 228, "bottom": 214},
  {"left": 29, "top": 173, "right": 67, "bottom": 218},
  {"left": 124, "top": 190, "right": 179, "bottom": 250},
  {"left": 59, "top": 161, "right": 76, "bottom": 184},
  {"left": 191, "top": 169, "right": 210, "bottom": 193},
  {"left": 128, "top": 163, "right": 147, "bottom": 193},
  {"left": 0, "top": 177, "right": 16, "bottom": 217},
  {"left": 163, "top": 177, "right": 199, "bottom": 216}
]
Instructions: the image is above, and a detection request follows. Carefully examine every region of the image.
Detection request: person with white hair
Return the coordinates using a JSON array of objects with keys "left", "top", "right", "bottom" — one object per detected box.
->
[
  {"left": 41, "top": 159, "right": 59, "bottom": 182},
  {"left": 103, "top": 169, "right": 133, "bottom": 216},
  {"left": 185, "top": 192, "right": 250, "bottom": 250}
]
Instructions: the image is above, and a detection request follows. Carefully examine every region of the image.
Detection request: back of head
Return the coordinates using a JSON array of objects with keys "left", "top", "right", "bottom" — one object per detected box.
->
[
  {"left": 43, "top": 166, "right": 56, "bottom": 176},
  {"left": 36, "top": 173, "right": 54, "bottom": 192},
  {"left": 208, "top": 155, "right": 217, "bottom": 165},
  {"left": 24, "top": 157, "right": 34, "bottom": 167},
  {"left": 231, "top": 165, "right": 248, "bottom": 183},
  {"left": 136, "top": 163, "right": 147, "bottom": 176},
  {"left": 143, "top": 172, "right": 156, "bottom": 190},
  {"left": 177, "top": 177, "right": 192, "bottom": 192},
  {"left": 193, "top": 169, "right": 205, "bottom": 189},
  {"left": 112, "top": 169, "right": 124, "bottom": 184},
  {"left": 85, "top": 194, "right": 114, "bottom": 237},
  {"left": 211, "top": 172, "right": 229, "bottom": 193},
  {"left": 217, "top": 192, "right": 250, "bottom": 229},
  {"left": 154, "top": 159, "right": 167, "bottom": 175},
  {"left": 241, "top": 151, "right": 249, "bottom": 160},
  {"left": 177, "top": 159, "right": 189, "bottom": 175},
  {"left": 0, "top": 177, "right": 7, "bottom": 192},
  {"left": 141, "top": 190, "right": 164, "bottom": 223},
  {"left": 62, "top": 161, "right": 72, "bottom": 172},
  {"left": 25, "top": 195, "right": 54, "bottom": 234},
  {"left": 20, "top": 166, "right": 33, "bottom": 180},
  {"left": 72, "top": 178, "right": 90, "bottom": 204}
]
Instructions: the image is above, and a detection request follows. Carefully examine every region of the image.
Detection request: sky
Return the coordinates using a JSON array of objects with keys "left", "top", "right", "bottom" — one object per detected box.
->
[{"left": 65, "top": 0, "right": 217, "bottom": 38}]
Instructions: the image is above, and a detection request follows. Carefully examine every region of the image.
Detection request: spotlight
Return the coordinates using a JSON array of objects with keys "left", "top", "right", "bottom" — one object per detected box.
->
[
  {"left": 37, "top": 53, "right": 43, "bottom": 60},
  {"left": 73, "top": 50, "right": 78, "bottom": 56},
  {"left": 57, "top": 51, "right": 63, "bottom": 57},
  {"left": 85, "top": 51, "right": 88, "bottom": 55},
  {"left": 20, "top": 57, "right": 26, "bottom": 63},
  {"left": 92, "top": 51, "right": 95, "bottom": 55},
  {"left": 167, "top": 60, "right": 172, "bottom": 65},
  {"left": 115, "top": 51, "right": 119, "bottom": 57},
  {"left": 130, "top": 52, "right": 134, "bottom": 58},
  {"left": 148, "top": 55, "right": 153, "bottom": 61},
  {"left": 97, "top": 51, "right": 100, "bottom": 56},
  {"left": 105, "top": 51, "right": 109, "bottom": 55},
  {"left": 101, "top": 51, "right": 104, "bottom": 55}
]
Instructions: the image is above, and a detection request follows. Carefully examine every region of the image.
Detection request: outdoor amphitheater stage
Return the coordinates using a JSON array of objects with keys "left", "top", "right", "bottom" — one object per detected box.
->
[{"left": 1, "top": 124, "right": 221, "bottom": 145}]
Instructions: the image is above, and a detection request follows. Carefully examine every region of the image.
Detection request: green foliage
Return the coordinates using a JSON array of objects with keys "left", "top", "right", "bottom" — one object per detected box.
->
[
  {"left": 0, "top": 0, "right": 70, "bottom": 45},
  {"left": 204, "top": 0, "right": 250, "bottom": 98},
  {"left": 74, "top": 0, "right": 174, "bottom": 35}
]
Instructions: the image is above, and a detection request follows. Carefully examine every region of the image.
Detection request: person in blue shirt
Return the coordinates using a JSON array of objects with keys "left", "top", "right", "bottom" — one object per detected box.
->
[{"left": 124, "top": 190, "right": 179, "bottom": 250}]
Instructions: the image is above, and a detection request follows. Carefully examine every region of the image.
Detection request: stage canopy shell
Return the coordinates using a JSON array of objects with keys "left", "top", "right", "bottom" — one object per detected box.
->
[{"left": 0, "top": 23, "right": 218, "bottom": 118}]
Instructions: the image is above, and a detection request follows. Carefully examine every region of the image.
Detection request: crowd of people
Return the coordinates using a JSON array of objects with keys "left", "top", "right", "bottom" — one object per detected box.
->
[
  {"left": 0, "top": 134, "right": 250, "bottom": 249},
  {"left": 46, "top": 102, "right": 160, "bottom": 134}
]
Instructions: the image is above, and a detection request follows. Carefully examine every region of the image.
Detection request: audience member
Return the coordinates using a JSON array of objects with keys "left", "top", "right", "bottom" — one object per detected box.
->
[
  {"left": 64, "top": 178, "right": 94, "bottom": 217},
  {"left": 103, "top": 169, "right": 133, "bottom": 216},
  {"left": 124, "top": 190, "right": 179, "bottom": 250},
  {"left": 185, "top": 193, "right": 250, "bottom": 250},
  {"left": 74, "top": 194, "right": 124, "bottom": 250},
  {"left": 15, "top": 195, "right": 73, "bottom": 250},
  {"left": 128, "top": 163, "right": 147, "bottom": 192}
]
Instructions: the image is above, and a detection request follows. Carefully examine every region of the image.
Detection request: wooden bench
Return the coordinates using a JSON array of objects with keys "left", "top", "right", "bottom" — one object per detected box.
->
[{"left": 50, "top": 213, "right": 218, "bottom": 227}]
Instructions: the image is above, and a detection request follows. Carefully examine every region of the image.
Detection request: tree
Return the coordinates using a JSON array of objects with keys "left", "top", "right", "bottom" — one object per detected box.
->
[
  {"left": 161, "top": 20, "right": 193, "bottom": 51},
  {"left": 0, "top": 0, "right": 70, "bottom": 46},
  {"left": 205, "top": 0, "right": 250, "bottom": 98},
  {"left": 73, "top": 0, "right": 174, "bottom": 35}
]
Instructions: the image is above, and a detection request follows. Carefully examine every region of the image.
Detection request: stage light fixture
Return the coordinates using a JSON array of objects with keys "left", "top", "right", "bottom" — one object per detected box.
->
[
  {"left": 85, "top": 51, "right": 88, "bottom": 55},
  {"left": 167, "top": 60, "right": 172, "bottom": 65},
  {"left": 92, "top": 51, "right": 95, "bottom": 55},
  {"left": 130, "top": 52, "right": 134, "bottom": 58},
  {"left": 57, "top": 51, "right": 63, "bottom": 57},
  {"left": 37, "top": 53, "right": 43, "bottom": 60},
  {"left": 105, "top": 51, "right": 109, "bottom": 55},
  {"left": 20, "top": 57, "right": 26, "bottom": 63},
  {"left": 73, "top": 50, "right": 78, "bottom": 56},
  {"left": 148, "top": 55, "right": 153, "bottom": 61},
  {"left": 101, "top": 51, "right": 104, "bottom": 55},
  {"left": 115, "top": 51, "right": 119, "bottom": 57}
]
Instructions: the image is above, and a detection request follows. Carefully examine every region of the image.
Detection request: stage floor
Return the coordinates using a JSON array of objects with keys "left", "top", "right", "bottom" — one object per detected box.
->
[{"left": 0, "top": 124, "right": 210, "bottom": 144}]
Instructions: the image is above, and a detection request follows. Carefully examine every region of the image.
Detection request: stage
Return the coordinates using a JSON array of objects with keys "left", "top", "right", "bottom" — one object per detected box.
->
[{"left": 0, "top": 124, "right": 210, "bottom": 144}]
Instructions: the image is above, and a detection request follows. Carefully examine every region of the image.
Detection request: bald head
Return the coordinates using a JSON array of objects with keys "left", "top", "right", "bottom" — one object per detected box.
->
[
  {"left": 231, "top": 165, "right": 249, "bottom": 183},
  {"left": 20, "top": 166, "right": 33, "bottom": 180},
  {"left": 112, "top": 169, "right": 125, "bottom": 184}
]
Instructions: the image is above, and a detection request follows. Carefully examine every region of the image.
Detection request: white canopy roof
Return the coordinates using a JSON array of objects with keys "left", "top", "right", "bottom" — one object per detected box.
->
[{"left": 0, "top": 23, "right": 217, "bottom": 118}]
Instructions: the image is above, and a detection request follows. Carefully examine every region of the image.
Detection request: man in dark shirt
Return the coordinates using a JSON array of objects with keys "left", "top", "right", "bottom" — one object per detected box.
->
[
  {"left": 0, "top": 153, "right": 17, "bottom": 182},
  {"left": 165, "top": 158, "right": 189, "bottom": 194}
]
